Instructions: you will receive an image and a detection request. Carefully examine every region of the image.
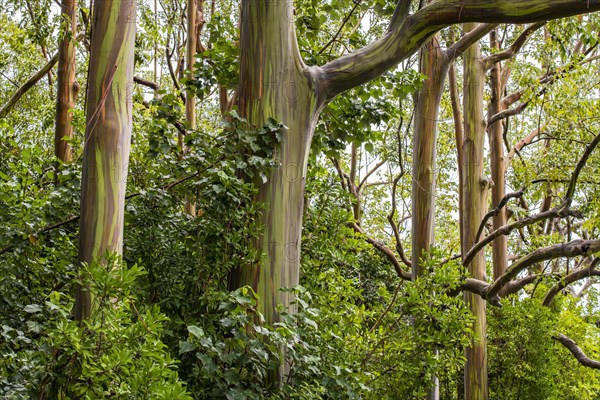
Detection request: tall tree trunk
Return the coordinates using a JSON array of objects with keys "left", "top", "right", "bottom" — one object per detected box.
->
[
  {"left": 411, "top": 35, "right": 447, "bottom": 400},
  {"left": 54, "top": 0, "right": 78, "bottom": 162},
  {"left": 488, "top": 29, "right": 508, "bottom": 280},
  {"left": 75, "top": 0, "right": 136, "bottom": 321},
  {"left": 185, "top": 0, "right": 198, "bottom": 133},
  {"left": 461, "top": 23, "right": 489, "bottom": 400},
  {"left": 228, "top": 0, "right": 320, "bottom": 326},
  {"left": 182, "top": 0, "right": 201, "bottom": 215},
  {"left": 411, "top": 35, "right": 447, "bottom": 278}
]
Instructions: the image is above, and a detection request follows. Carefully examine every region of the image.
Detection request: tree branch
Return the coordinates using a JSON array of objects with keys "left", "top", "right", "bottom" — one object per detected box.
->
[
  {"left": 134, "top": 76, "right": 160, "bottom": 91},
  {"left": 318, "top": 0, "right": 600, "bottom": 101},
  {"left": 463, "top": 203, "right": 579, "bottom": 268},
  {"left": 484, "top": 22, "right": 546, "bottom": 67},
  {"left": 358, "top": 160, "right": 386, "bottom": 192},
  {"left": 445, "top": 23, "right": 497, "bottom": 60},
  {"left": 474, "top": 188, "right": 525, "bottom": 245},
  {"left": 565, "top": 130, "right": 600, "bottom": 203},
  {"left": 542, "top": 258, "right": 600, "bottom": 306},
  {"left": 351, "top": 222, "right": 411, "bottom": 280},
  {"left": 0, "top": 52, "right": 58, "bottom": 118},
  {"left": 486, "top": 239, "right": 600, "bottom": 300},
  {"left": 553, "top": 334, "right": 600, "bottom": 369},
  {"left": 506, "top": 126, "right": 544, "bottom": 169}
]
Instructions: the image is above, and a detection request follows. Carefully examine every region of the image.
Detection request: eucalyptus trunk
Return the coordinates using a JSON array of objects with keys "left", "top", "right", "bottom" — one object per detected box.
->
[
  {"left": 411, "top": 34, "right": 447, "bottom": 400},
  {"left": 488, "top": 29, "right": 508, "bottom": 279},
  {"left": 227, "top": 0, "right": 321, "bottom": 325},
  {"left": 185, "top": 0, "right": 198, "bottom": 132},
  {"left": 411, "top": 36, "right": 447, "bottom": 278},
  {"left": 461, "top": 24, "right": 489, "bottom": 400},
  {"left": 75, "top": 0, "right": 136, "bottom": 320},
  {"left": 183, "top": 0, "right": 200, "bottom": 215},
  {"left": 223, "top": 0, "right": 600, "bottom": 384},
  {"left": 54, "top": 0, "right": 77, "bottom": 162}
]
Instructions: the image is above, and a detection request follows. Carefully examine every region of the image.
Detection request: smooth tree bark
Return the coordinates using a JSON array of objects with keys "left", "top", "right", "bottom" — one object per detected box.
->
[
  {"left": 75, "top": 0, "right": 136, "bottom": 320},
  {"left": 411, "top": 22, "right": 495, "bottom": 276},
  {"left": 182, "top": 0, "right": 205, "bottom": 215},
  {"left": 461, "top": 23, "right": 489, "bottom": 400},
  {"left": 411, "top": 35, "right": 444, "bottom": 280},
  {"left": 55, "top": 0, "right": 78, "bottom": 162},
  {"left": 487, "top": 29, "right": 508, "bottom": 279},
  {"left": 228, "top": 1, "right": 321, "bottom": 325},
  {"left": 226, "top": 0, "right": 600, "bottom": 384}
]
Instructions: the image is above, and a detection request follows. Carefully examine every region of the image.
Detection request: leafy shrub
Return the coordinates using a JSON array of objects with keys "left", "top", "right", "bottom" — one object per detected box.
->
[{"left": 0, "top": 256, "right": 191, "bottom": 399}]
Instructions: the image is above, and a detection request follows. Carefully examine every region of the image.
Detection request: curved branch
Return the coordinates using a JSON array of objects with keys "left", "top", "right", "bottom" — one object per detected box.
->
[
  {"left": 358, "top": 160, "right": 386, "bottom": 192},
  {"left": 459, "top": 278, "right": 502, "bottom": 306},
  {"left": 506, "top": 126, "right": 544, "bottom": 168},
  {"left": 318, "top": 0, "right": 600, "bottom": 101},
  {"left": 474, "top": 188, "right": 525, "bottom": 244},
  {"left": 351, "top": 222, "right": 411, "bottom": 280},
  {"left": 445, "top": 23, "right": 497, "bottom": 60},
  {"left": 486, "top": 239, "right": 600, "bottom": 300},
  {"left": 553, "top": 334, "right": 600, "bottom": 369},
  {"left": 542, "top": 258, "right": 600, "bottom": 306},
  {"left": 134, "top": 76, "right": 160, "bottom": 91},
  {"left": 0, "top": 52, "right": 58, "bottom": 118},
  {"left": 484, "top": 22, "right": 546, "bottom": 68},
  {"left": 487, "top": 99, "right": 530, "bottom": 126},
  {"left": 463, "top": 204, "right": 578, "bottom": 268},
  {"left": 565, "top": 130, "right": 600, "bottom": 203}
]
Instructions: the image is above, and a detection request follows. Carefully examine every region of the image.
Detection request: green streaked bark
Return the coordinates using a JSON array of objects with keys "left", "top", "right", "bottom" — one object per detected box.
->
[
  {"left": 411, "top": 36, "right": 447, "bottom": 400},
  {"left": 224, "top": 0, "right": 600, "bottom": 386},
  {"left": 411, "top": 35, "right": 447, "bottom": 278},
  {"left": 75, "top": 0, "right": 136, "bottom": 321},
  {"left": 228, "top": 0, "right": 321, "bottom": 325},
  {"left": 488, "top": 29, "right": 508, "bottom": 279},
  {"left": 461, "top": 23, "right": 489, "bottom": 400},
  {"left": 54, "top": 0, "right": 78, "bottom": 163},
  {"left": 182, "top": 0, "right": 201, "bottom": 216}
]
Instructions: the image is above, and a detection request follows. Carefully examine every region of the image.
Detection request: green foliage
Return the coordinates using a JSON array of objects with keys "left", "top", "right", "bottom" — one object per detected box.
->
[
  {"left": 178, "top": 286, "right": 367, "bottom": 400},
  {"left": 0, "top": 256, "right": 191, "bottom": 399},
  {"left": 488, "top": 295, "right": 600, "bottom": 400}
]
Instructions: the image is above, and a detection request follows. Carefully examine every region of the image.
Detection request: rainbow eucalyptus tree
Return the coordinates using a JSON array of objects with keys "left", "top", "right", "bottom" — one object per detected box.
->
[
  {"left": 75, "top": 0, "right": 136, "bottom": 320},
  {"left": 228, "top": 0, "right": 600, "bottom": 330}
]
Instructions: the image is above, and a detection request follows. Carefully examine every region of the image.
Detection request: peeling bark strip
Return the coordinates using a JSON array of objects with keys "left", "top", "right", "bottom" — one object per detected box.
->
[
  {"left": 75, "top": 0, "right": 136, "bottom": 321},
  {"left": 55, "top": 0, "right": 78, "bottom": 162}
]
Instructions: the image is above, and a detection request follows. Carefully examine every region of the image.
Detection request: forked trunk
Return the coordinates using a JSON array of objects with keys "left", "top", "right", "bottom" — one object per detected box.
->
[{"left": 228, "top": 0, "right": 321, "bottom": 325}]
